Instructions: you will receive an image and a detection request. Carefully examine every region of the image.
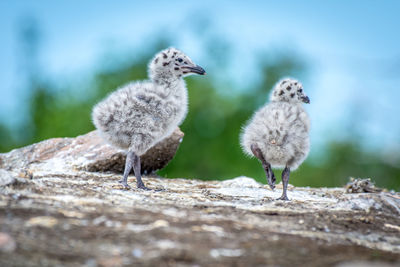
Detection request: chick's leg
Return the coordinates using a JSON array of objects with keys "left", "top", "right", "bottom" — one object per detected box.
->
[
  {"left": 250, "top": 144, "right": 276, "bottom": 190},
  {"left": 277, "top": 166, "right": 290, "bottom": 201},
  {"left": 119, "top": 151, "right": 134, "bottom": 189},
  {"left": 132, "top": 153, "right": 150, "bottom": 190}
]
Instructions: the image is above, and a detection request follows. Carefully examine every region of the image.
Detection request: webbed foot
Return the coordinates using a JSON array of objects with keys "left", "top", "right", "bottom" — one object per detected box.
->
[
  {"left": 118, "top": 180, "right": 132, "bottom": 189},
  {"left": 276, "top": 194, "right": 289, "bottom": 201}
]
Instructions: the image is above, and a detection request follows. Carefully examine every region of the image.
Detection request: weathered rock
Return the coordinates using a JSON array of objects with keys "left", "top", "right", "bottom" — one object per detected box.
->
[
  {"left": 0, "top": 232, "right": 16, "bottom": 253},
  {"left": 0, "top": 169, "right": 15, "bottom": 186},
  {"left": 0, "top": 128, "right": 184, "bottom": 175},
  {"left": 0, "top": 136, "right": 400, "bottom": 266}
]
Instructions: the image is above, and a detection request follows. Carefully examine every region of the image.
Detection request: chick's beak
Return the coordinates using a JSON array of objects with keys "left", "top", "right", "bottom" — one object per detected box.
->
[
  {"left": 186, "top": 65, "right": 206, "bottom": 75},
  {"left": 302, "top": 96, "right": 310, "bottom": 104}
]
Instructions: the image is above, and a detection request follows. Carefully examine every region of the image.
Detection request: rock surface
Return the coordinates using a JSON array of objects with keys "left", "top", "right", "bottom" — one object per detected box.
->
[
  {"left": 0, "top": 128, "right": 184, "bottom": 175},
  {"left": 0, "top": 135, "right": 400, "bottom": 267}
]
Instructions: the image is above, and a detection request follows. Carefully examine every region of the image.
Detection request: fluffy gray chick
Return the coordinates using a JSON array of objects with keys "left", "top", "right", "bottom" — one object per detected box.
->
[
  {"left": 240, "top": 78, "right": 310, "bottom": 200},
  {"left": 92, "top": 47, "right": 205, "bottom": 190}
]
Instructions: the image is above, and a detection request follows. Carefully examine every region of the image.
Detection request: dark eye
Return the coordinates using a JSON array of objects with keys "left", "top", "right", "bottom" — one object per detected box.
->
[
  {"left": 177, "top": 58, "right": 183, "bottom": 63},
  {"left": 298, "top": 89, "right": 303, "bottom": 93}
]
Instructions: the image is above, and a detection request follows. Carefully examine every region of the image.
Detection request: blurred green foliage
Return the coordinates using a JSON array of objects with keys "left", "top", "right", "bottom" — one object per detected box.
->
[{"left": 0, "top": 20, "right": 399, "bottom": 191}]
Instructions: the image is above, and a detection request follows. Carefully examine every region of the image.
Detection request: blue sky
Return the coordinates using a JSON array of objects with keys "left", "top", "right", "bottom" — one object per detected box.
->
[{"left": 1, "top": 0, "right": 399, "bottom": 152}]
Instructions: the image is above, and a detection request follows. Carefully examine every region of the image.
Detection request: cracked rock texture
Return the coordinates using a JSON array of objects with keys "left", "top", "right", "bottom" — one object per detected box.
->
[{"left": 0, "top": 134, "right": 400, "bottom": 267}]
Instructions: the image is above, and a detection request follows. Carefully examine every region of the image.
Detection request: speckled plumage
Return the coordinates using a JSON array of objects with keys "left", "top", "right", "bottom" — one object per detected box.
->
[
  {"left": 92, "top": 47, "right": 205, "bottom": 189},
  {"left": 240, "top": 78, "right": 310, "bottom": 200}
]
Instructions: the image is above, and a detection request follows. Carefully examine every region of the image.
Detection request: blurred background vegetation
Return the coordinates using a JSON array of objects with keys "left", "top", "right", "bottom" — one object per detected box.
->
[{"left": 0, "top": 5, "right": 399, "bottom": 191}]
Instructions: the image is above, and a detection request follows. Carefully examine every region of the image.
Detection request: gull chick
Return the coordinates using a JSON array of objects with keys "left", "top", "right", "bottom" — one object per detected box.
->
[
  {"left": 240, "top": 78, "right": 310, "bottom": 200},
  {"left": 92, "top": 47, "right": 206, "bottom": 190}
]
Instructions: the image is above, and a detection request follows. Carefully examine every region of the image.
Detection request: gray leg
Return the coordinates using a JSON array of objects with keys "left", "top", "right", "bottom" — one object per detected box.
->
[
  {"left": 251, "top": 144, "right": 276, "bottom": 190},
  {"left": 119, "top": 151, "right": 134, "bottom": 189},
  {"left": 132, "top": 153, "right": 150, "bottom": 190},
  {"left": 277, "top": 166, "right": 290, "bottom": 201}
]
